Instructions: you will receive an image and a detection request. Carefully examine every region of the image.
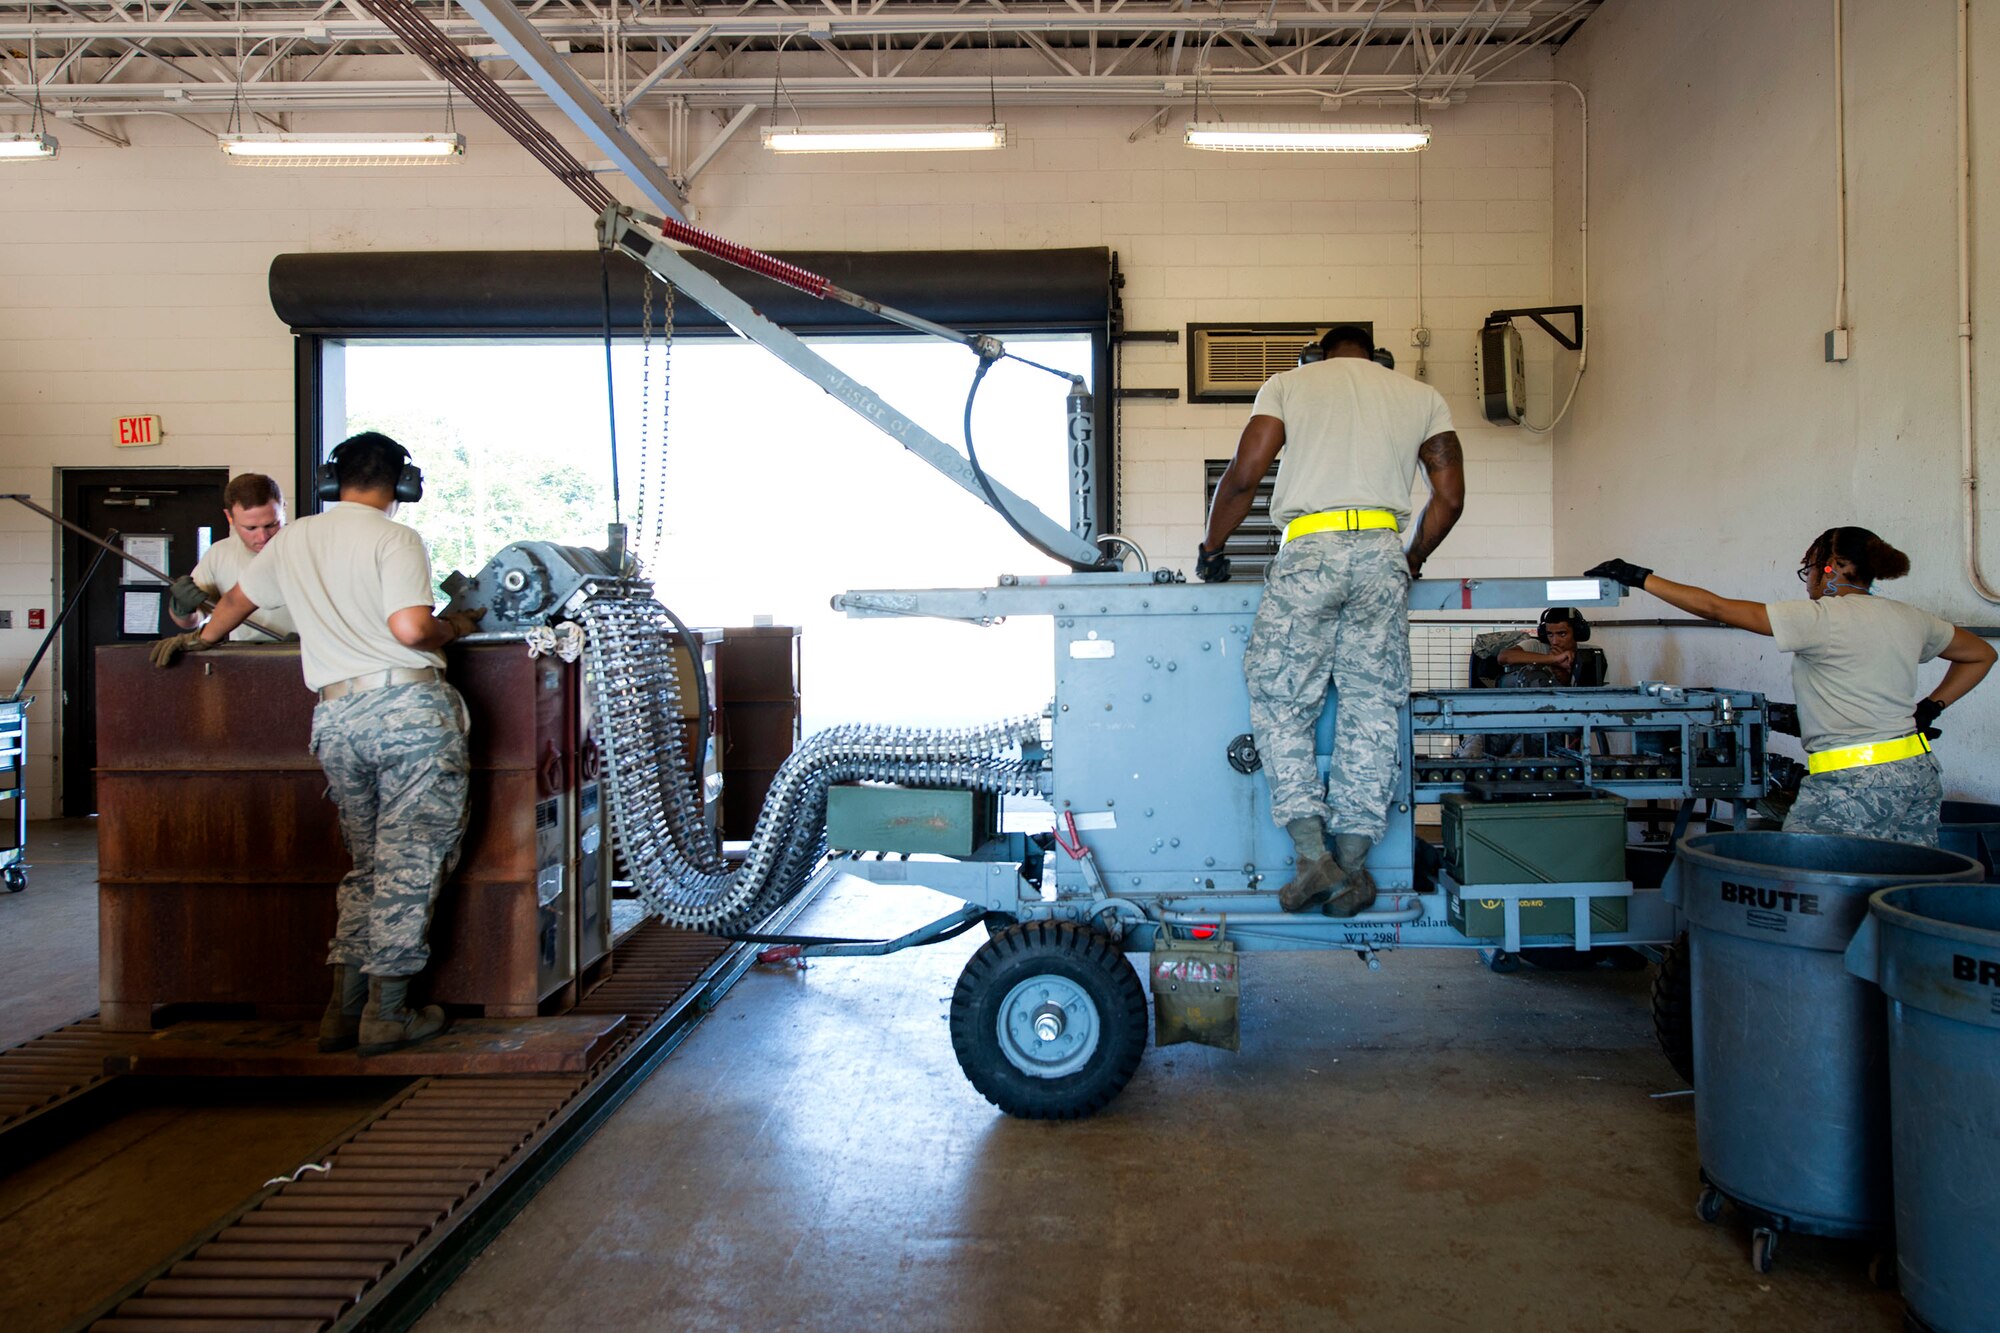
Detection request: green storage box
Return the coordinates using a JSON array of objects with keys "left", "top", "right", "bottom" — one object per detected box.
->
[
  {"left": 826, "top": 784, "right": 997, "bottom": 857},
  {"left": 1440, "top": 793, "right": 1628, "bottom": 937}
]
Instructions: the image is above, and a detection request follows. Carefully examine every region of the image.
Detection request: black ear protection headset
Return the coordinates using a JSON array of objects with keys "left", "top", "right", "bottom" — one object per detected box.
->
[
  {"left": 1536, "top": 607, "right": 1590, "bottom": 643},
  {"left": 316, "top": 437, "right": 424, "bottom": 505}
]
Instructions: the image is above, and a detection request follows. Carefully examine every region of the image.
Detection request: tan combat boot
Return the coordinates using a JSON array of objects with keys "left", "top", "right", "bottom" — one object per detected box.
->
[
  {"left": 317, "top": 963, "right": 368, "bottom": 1053},
  {"left": 1323, "top": 833, "right": 1379, "bottom": 918},
  {"left": 358, "top": 975, "right": 451, "bottom": 1056},
  {"left": 1278, "top": 816, "right": 1348, "bottom": 912}
]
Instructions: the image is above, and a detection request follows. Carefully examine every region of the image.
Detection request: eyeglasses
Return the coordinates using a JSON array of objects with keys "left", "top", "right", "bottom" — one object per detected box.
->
[{"left": 1797, "top": 566, "right": 1812, "bottom": 583}]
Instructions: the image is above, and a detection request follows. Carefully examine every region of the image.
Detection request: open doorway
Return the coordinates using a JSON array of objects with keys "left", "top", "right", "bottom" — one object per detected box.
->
[
  {"left": 58, "top": 468, "right": 229, "bottom": 815},
  {"left": 330, "top": 334, "right": 1091, "bottom": 732}
]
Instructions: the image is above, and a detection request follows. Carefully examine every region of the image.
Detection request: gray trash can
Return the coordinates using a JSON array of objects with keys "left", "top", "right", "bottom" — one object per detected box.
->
[
  {"left": 1938, "top": 800, "right": 2000, "bottom": 879},
  {"left": 1846, "top": 884, "right": 2000, "bottom": 1333},
  {"left": 1674, "top": 831, "right": 1983, "bottom": 1272}
]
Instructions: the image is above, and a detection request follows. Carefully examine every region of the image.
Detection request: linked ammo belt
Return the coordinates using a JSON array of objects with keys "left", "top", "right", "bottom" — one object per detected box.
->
[
  {"left": 1282, "top": 507, "right": 1401, "bottom": 543},
  {"left": 1807, "top": 732, "right": 1932, "bottom": 775},
  {"left": 317, "top": 666, "right": 442, "bottom": 702}
]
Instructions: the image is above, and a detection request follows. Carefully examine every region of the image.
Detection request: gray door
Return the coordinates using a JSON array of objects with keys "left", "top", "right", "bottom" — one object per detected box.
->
[{"left": 59, "top": 469, "right": 228, "bottom": 816}]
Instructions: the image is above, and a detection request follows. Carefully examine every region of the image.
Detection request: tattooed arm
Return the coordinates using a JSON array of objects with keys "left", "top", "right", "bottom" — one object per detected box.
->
[{"left": 1406, "top": 431, "right": 1465, "bottom": 577}]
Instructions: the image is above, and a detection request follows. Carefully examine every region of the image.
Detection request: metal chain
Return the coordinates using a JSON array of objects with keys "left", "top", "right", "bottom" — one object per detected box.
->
[
  {"left": 651, "top": 277, "right": 674, "bottom": 563},
  {"left": 637, "top": 266, "right": 654, "bottom": 557}
]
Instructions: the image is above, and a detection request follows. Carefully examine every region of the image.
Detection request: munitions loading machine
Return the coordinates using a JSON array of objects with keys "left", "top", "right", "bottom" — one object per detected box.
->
[{"left": 416, "top": 6, "right": 1769, "bottom": 1118}]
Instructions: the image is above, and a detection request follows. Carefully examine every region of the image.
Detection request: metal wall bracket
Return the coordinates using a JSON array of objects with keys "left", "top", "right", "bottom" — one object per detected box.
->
[{"left": 1485, "top": 305, "right": 1584, "bottom": 352}]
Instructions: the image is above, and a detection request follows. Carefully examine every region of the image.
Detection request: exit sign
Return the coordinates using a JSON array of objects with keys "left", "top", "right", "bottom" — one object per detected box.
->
[{"left": 115, "top": 415, "right": 162, "bottom": 447}]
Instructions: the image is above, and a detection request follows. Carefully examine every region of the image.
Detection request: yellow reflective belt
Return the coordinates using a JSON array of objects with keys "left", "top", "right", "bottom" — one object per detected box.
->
[
  {"left": 1806, "top": 732, "right": 1932, "bottom": 775},
  {"left": 1282, "top": 508, "right": 1401, "bottom": 543}
]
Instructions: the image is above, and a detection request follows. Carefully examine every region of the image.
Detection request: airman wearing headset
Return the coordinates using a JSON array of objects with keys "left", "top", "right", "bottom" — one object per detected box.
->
[
  {"left": 1587, "top": 527, "right": 1996, "bottom": 847},
  {"left": 1491, "top": 606, "right": 1596, "bottom": 689},
  {"left": 151, "top": 432, "right": 485, "bottom": 1054}
]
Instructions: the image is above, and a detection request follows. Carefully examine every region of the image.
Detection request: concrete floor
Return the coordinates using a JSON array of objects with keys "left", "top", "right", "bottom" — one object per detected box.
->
[
  {"left": 0, "top": 822, "right": 405, "bottom": 1332},
  {"left": 422, "top": 877, "right": 1901, "bottom": 1333},
  {"left": 0, "top": 820, "right": 107, "bottom": 1049}
]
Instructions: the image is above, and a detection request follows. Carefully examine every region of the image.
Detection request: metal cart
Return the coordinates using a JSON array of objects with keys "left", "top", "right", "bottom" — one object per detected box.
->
[{"left": 0, "top": 698, "right": 23, "bottom": 892}]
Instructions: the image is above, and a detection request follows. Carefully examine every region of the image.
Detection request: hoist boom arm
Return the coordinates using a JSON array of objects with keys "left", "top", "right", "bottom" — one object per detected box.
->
[
  {"left": 601, "top": 210, "right": 1106, "bottom": 569},
  {"left": 437, "top": 0, "right": 1096, "bottom": 567}
]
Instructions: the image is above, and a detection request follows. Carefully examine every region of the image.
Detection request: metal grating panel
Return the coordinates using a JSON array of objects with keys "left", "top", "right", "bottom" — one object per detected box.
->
[{"left": 1202, "top": 459, "right": 1279, "bottom": 581}]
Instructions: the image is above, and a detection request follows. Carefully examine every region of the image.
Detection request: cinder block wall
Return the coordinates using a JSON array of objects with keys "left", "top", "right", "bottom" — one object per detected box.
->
[{"left": 0, "top": 83, "right": 1565, "bottom": 817}]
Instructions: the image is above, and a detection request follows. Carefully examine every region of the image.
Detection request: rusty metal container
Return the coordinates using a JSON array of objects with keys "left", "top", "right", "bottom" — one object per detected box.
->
[{"left": 95, "top": 642, "right": 595, "bottom": 1029}]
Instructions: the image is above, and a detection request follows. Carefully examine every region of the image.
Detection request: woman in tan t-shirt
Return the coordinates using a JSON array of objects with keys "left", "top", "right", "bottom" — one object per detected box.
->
[{"left": 1583, "top": 528, "right": 1995, "bottom": 847}]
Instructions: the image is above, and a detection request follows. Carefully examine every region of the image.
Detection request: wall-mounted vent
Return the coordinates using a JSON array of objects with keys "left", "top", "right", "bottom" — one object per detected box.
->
[{"left": 1186, "top": 322, "right": 1372, "bottom": 403}]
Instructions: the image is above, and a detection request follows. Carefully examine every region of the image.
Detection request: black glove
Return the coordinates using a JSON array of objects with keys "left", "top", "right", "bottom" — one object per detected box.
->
[
  {"left": 1768, "top": 703, "right": 1801, "bottom": 738},
  {"left": 1195, "top": 543, "right": 1232, "bottom": 584},
  {"left": 168, "top": 576, "right": 209, "bottom": 618},
  {"left": 1584, "top": 558, "right": 1654, "bottom": 591},
  {"left": 1915, "top": 697, "right": 1944, "bottom": 739}
]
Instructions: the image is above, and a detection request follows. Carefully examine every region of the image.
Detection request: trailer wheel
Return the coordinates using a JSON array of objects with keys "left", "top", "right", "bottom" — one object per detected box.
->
[
  {"left": 1520, "top": 947, "right": 1599, "bottom": 971},
  {"left": 950, "top": 920, "right": 1147, "bottom": 1120},
  {"left": 1652, "top": 931, "right": 1695, "bottom": 1085}
]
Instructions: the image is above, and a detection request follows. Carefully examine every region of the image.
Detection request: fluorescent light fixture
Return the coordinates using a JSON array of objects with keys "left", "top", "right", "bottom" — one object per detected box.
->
[
  {"left": 218, "top": 132, "right": 465, "bottom": 165},
  {"left": 1183, "top": 122, "right": 1431, "bottom": 153},
  {"left": 0, "top": 132, "right": 59, "bottom": 161},
  {"left": 761, "top": 124, "right": 1007, "bottom": 154}
]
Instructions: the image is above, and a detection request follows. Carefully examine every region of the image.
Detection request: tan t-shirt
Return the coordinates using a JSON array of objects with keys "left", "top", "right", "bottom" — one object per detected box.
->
[
  {"left": 237, "top": 502, "right": 443, "bottom": 692},
  {"left": 1252, "top": 357, "right": 1456, "bottom": 527},
  {"left": 191, "top": 533, "right": 297, "bottom": 642},
  {"left": 1766, "top": 595, "right": 1957, "bottom": 751}
]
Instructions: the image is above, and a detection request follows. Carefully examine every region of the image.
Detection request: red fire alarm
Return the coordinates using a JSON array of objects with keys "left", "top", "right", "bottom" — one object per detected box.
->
[{"left": 27, "top": 610, "right": 45, "bottom": 630}]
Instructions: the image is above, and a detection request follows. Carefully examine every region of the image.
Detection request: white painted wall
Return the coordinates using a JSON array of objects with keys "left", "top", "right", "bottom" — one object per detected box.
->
[
  {"left": 1553, "top": 0, "right": 2000, "bottom": 800},
  {"left": 0, "top": 81, "right": 1564, "bottom": 816}
]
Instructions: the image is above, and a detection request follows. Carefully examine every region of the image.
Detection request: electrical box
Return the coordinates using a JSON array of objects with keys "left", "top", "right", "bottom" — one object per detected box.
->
[
  {"left": 827, "top": 784, "right": 997, "bottom": 857},
  {"left": 1477, "top": 322, "right": 1527, "bottom": 425}
]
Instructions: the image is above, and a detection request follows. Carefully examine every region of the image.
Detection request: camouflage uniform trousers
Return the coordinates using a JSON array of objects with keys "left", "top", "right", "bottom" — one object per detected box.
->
[
  {"left": 1783, "top": 752, "right": 1943, "bottom": 848},
  {"left": 1244, "top": 528, "right": 1410, "bottom": 842},
  {"left": 311, "top": 679, "right": 471, "bottom": 976}
]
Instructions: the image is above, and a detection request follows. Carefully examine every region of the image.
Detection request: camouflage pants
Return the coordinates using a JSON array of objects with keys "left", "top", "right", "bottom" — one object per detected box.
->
[
  {"left": 1244, "top": 528, "right": 1409, "bottom": 841},
  {"left": 311, "top": 680, "right": 471, "bottom": 976},
  {"left": 1784, "top": 753, "right": 1942, "bottom": 848}
]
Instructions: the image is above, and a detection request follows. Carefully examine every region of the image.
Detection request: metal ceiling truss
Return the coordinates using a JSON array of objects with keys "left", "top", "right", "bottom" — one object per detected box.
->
[{"left": 0, "top": 0, "right": 1598, "bottom": 130}]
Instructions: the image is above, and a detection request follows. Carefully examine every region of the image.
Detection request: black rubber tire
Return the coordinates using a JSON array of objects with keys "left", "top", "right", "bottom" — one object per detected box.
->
[
  {"left": 1521, "top": 947, "right": 1601, "bottom": 971},
  {"left": 1652, "top": 931, "right": 1695, "bottom": 1086},
  {"left": 1486, "top": 950, "right": 1523, "bottom": 974},
  {"left": 949, "top": 920, "right": 1148, "bottom": 1120},
  {"left": 1696, "top": 1186, "right": 1724, "bottom": 1225},
  {"left": 1751, "top": 1228, "right": 1778, "bottom": 1274},
  {"left": 2, "top": 868, "right": 22, "bottom": 893}
]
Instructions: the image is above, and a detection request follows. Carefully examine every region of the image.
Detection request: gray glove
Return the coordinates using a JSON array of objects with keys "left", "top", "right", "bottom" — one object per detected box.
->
[{"left": 168, "top": 576, "right": 209, "bottom": 618}]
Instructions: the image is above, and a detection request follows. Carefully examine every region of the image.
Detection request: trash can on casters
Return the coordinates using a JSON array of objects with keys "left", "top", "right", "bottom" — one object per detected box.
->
[
  {"left": 1846, "top": 884, "right": 2000, "bottom": 1333},
  {"left": 1673, "top": 831, "right": 1982, "bottom": 1273}
]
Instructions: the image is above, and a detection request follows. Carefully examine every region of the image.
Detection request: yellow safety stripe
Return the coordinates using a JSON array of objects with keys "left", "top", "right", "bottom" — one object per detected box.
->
[
  {"left": 1282, "top": 507, "right": 1401, "bottom": 543},
  {"left": 1806, "top": 732, "right": 1932, "bottom": 775}
]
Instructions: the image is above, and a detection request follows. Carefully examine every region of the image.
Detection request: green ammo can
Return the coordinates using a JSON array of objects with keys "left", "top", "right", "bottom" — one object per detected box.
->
[{"left": 1440, "top": 792, "right": 1629, "bottom": 938}]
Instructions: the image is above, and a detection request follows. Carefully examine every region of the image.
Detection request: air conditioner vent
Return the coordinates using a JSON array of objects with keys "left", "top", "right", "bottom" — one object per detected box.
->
[{"left": 1187, "top": 322, "right": 1371, "bottom": 403}]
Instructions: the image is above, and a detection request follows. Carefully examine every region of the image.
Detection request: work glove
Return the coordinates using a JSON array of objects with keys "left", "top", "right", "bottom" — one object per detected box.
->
[
  {"left": 149, "top": 631, "right": 213, "bottom": 669},
  {"left": 1915, "top": 697, "right": 1945, "bottom": 739},
  {"left": 1768, "top": 703, "right": 1801, "bottom": 738},
  {"left": 1584, "top": 558, "right": 1654, "bottom": 591},
  {"left": 168, "top": 576, "right": 209, "bottom": 618},
  {"left": 441, "top": 606, "right": 487, "bottom": 640},
  {"left": 1195, "top": 543, "right": 1232, "bottom": 584}
]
